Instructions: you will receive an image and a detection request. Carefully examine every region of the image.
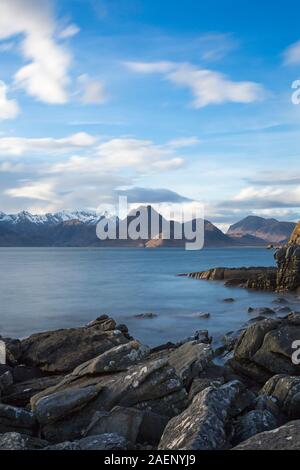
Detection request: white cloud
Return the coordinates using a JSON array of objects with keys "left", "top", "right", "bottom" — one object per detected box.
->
[
  {"left": 283, "top": 40, "right": 300, "bottom": 65},
  {"left": 5, "top": 181, "right": 56, "bottom": 201},
  {"left": 0, "top": 0, "right": 71, "bottom": 103},
  {"left": 77, "top": 74, "right": 107, "bottom": 104},
  {"left": 0, "top": 132, "right": 97, "bottom": 156},
  {"left": 0, "top": 81, "right": 20, "bottom": 120},
  {"left": 59, "top": 24, "right": 80, "bottom": 39},
  {"left": 168, "top": 136, "right": 200, "bottom": 148},
  {"left": 233, "top": 185, "right": 300, "bottom": 207},
  {"left": 125, "top": 61, "right": 264, "bottom": 107}
]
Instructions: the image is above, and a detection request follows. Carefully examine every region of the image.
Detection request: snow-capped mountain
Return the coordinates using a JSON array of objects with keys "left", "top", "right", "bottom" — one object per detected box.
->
[{"left": 0, "top": 210, "right": 100, "bottom": 226}]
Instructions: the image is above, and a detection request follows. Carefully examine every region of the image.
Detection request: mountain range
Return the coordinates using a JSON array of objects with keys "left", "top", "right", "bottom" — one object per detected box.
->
[{"left": 0, "top": 209, "right": 296, "bottom": 247}]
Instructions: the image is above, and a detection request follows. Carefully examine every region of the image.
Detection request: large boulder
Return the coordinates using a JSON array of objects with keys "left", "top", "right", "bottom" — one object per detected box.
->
[
  {"left": 158, "top": 381, "right": 242, "bottom": 450},
  {"left": 262, "top": 375, "right": 300, "bottom": 419},
  {"left": 232, "top": 410, "right": 278, "bottom": 445},
  {"left": 31, "top": 356, "right": 187, "bottom": 442},
  {"left": 230, "top": 314, "right": 300, "bottom": 382},
  {"left": 19, "top": 315, "right": 130, "bottom": 373},
  {"left": 276, "top": 244, "right": 300, "bottom": 292},
  {"left": 1, "top": 375, "right": 63, "bottom": 407},
  {"left": 233, "top": 420, "right": 300, "bottom": 450}
]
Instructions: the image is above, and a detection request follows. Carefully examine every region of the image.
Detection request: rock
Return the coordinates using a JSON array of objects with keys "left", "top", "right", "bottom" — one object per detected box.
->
[
  {"left": 71, "top": 341, "right": 150, "bottom": 377},
  {"left": 134, "top": 313, "right": 158, "bottom": 319},
  {"left": 168, "top": 341, "right": 212, "bottom": 388},
  {"left": 247, "top": 307, "right": 275, "bottom": 315},
  {"left": 230, "top": 314, "right": 300, "bottom": 382},
  {"left": 0, "top": 337, "right": 22, "bottom": 366},
  {"left": 158, "top": 381, "right": 242, "bottom": 450},
  {"left": 192, "top": 312, "right": 210, "bottom": 319},
  {"left": 222, "top": 329, "right": 245, "bottom": 352},
  {"left": 20, "top": 315, "right": 130, "bottom": 373},
  {"left": 188, "top": 377, "right": 224, "bottom": 401},
  {"left": 233, "top": 420, "right": 300, "bottom": 450},
  {"left": 187, "top": 267, "right": 277, "bottom": 291},
  {"left": 272, "top": 297, "right": 289, "bottom": 305},
  {"left": 276, "top": 244, "right": 300, "bottom": 292},
  {"left": 33, "top": 385, "right": 100, "bottom": 426},
  {"left": 0, "top": 404, "right": 36, "bottom": 435},
  {"left": 45, "top": 433, "right": 132, "bottom": 450},
  {"left": 31, "top": 357, "right": 187, "bottom": 442},
  {"left": 275, "top": 306, "right": 292, "bottom": 314},
  {"left": 0, "top": 371, "right": 13, "bottom": 396},
  {"left": 2, "top": 375, "right": 63, "bottom": 407},
  {"left": 223, "top": 298, "right": 235, "bottom": 302},
  {"left": 232, "top": 410, "right": 279, "bottom": 445},
  {"left": 262, "top": 375, "right": 300, "bottom": 419},
  {"left": 12, "top": 365, "right": 43, "bottom": 383},
  {"left": 85, "top": 406, "right": 144, "bottom": 443},
  {"left": 0, "top": 432, "right": 48, "bottom": 450},
  {"left": 176, "top": 330, "right": 211, "bottom": 346},
  {"left": 137, "top": 410, "right": 169, "bottom": 445}
]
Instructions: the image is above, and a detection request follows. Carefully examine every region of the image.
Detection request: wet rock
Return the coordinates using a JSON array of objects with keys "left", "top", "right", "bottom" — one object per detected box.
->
[
  {"left": 0, "top": 432, "right": 48, "bottom": 450},
  {"left": 192, "top": 312, "right": 210, "bottom": 319},
  {"left": 176, "top": 330, "right": 212, "bottom": 347},
  {"left": 223, "top": 298, "right": 235, "bottom": 303},
  {"left": 272, "top": 297, "right": 289, "bottom": 305},
  {"left": 134, "top": 313, "right": 158, "bottom": 319},
  {"left": 71, "top": 341, "right": 150, "bottom": 377},
  {"left": 233, "top": 420, "right": 300, "bottom": 450},
  {"left": 20, "top": 315, "right": 130, "bottom": 373},
  {"left": 262, "top": 375, "right": 300, "bottom": 419},
  {"left": 232, "top": 410, "right": 278, "bottom": 445},
  {"left": 247, "top": 307, "right": 275, "bottom": 315},
  {"left": 0, "top": 404, "right": 36, "bottom": 435},
  {"left": 275, "top": 306, "right": 292, "bottom": 314},
  {"left": 158, "top": 381, "right": 242, "bottom": 450},
  {"left": 168, "top": 341, "right": 212, "bottom": 388},
  {"left": 230, "top": 314, "right": 300, "bottom": 382}
]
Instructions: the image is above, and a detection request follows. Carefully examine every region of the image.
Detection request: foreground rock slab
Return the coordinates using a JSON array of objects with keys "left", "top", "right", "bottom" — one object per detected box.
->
[
  {"left": 233, "top": 420, "right": 300, "bottom": 450},
  {"left": 158, "top": 381, "right": 242, "bottom": 450},
  {"left": 45, "top": 433, "right": 132, "bottom": 450},
  {"left": 0, "top": 432, "right": 48, "bottom": 450}
]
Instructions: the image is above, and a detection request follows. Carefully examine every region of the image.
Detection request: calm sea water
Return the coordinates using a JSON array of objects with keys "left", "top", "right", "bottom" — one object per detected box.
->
[{"left": 0, "top": 247, "right": 298, "bottom": 347}]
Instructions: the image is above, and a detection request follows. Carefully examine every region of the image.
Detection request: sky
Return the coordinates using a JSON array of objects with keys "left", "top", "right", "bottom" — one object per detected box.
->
[{"left": 1, "top": 0, "right": 300, "bottom": 229}]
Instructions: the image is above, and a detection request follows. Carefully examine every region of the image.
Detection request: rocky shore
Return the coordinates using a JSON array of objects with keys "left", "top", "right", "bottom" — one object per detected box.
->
[
  {"left": 0, "top": 308, "right": 300, "bottom": 451},
  {"left": 185, "top": 222, "right": 300, "bottom": 293}
]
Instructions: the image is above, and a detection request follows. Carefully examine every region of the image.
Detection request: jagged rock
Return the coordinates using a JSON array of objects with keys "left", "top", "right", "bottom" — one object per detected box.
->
[
  {"left": 168, "top": 341, "right": 212, "bottom": 388},
  {"left": 232, "top": 410, "right": 278, "bottom": 445},
  {"left": 1, "top": 375, "right": 62, "bottom": 407},
  {"left": 0, "top": 371, "right": 13, "bottom": 396},
  {"left": 71, "top": 341, "right": 150, "bottom": 377},
  {"left": 223, "top": 298, "right": 235, "bottom": 302},
  {"left": 31, "top": 357, "right": 187, "bottom": 442},
  {"left": 188, "top": 378, "right": 224, "bottom": 400},
  {"left": 158, "top": 381, "right": 242, "bottom": 450},
  {"left": 0, "top": 432, "right": 48, "bottom": 450},
  {"left": 276, "top": 245, "right": 300, "bottom": 292},
  {"left": 233, "top": 420, "right": 300, "bottom": 450},
  {"left": 20, "top": 315, "right": 130, "bottom": 373},
  {"left": 262, "top": 375, "right": 300, "bottom": 419},
  {"left": 33, "top": 385, "right": 100, "bottom": 426},
  {"left": 86, "top": 405, "right": 168, "bottom": 445},
  {"left": 45, "top": 433, "right": 132, "bottom": 450},
  {"left": 176, "top": 330, "right": 211, "bottom": 346},
  {"left": 0, "top": 404, "right": 36, "bottom": 435},
  {"left": 230, "top": 314, "right": 300, "bottom": 382},
  {"left": 85, "top": 406, "right": 144, "bottom": 443}
]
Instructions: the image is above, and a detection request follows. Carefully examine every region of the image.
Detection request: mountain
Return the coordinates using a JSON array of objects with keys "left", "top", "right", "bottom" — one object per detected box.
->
[
  {"left": 0, "top": 207, "right": 236, "bottom": 247},
  {"left": 227, "top": 216, "right": 296, "bottom": 245}
]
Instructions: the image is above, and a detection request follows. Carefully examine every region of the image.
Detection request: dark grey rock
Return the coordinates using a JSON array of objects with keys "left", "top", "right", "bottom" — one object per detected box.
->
[
  {"left": 233, "top": 420, "right": 300, "bottom": 450},
  {"left": 0, "top": 432, "right": 48, "bottom": 450}
]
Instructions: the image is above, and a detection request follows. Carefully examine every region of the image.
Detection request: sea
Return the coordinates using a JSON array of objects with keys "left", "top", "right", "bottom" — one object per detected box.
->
[{"left": 0, "top": 247, "right": 298, "bottom": 347}]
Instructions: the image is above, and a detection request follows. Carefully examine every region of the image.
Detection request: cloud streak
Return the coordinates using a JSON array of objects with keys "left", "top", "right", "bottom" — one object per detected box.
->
[{"left": 125, "top": 60, "right": 265, "bottom": 107}]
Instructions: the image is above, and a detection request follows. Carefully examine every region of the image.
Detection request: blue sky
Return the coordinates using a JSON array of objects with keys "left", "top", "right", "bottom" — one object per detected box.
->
[{"left": 1, "top": 0, "right": 300, "bottom": 228}]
